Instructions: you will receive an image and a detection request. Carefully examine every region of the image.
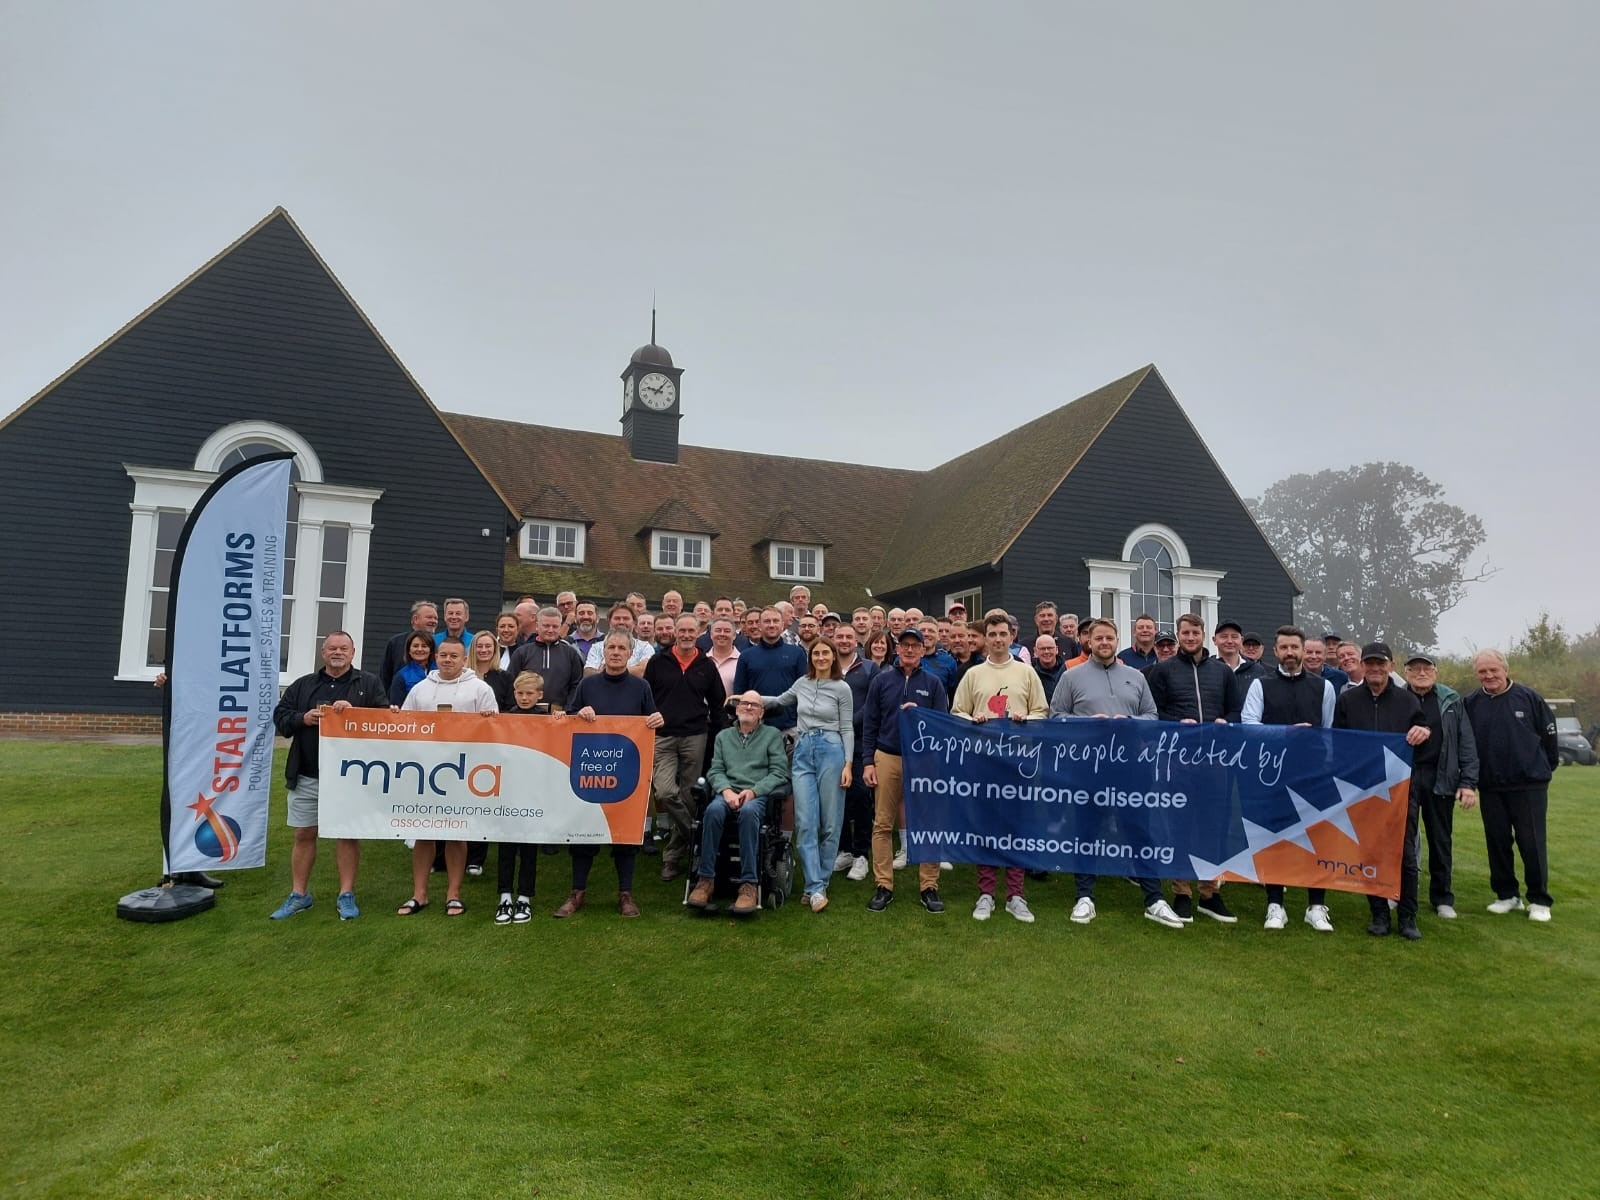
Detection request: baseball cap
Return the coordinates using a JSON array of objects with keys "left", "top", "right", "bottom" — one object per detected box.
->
[
  {"left": 1360, "top": 641, "right": 1393, "bottom": 662},
  {"left": 1155, "top": 630, "right": 1176, "bottom": 645},
  {"left": 1242, "top": 632, "right": 1263, "bottom": 646},
  {"left": 897, "top": 628, "right": 925, "bottom": 645},
  {"left": 1405, "top": 653, "right": 1436, "bottom": 667},
  {"left": 1215, "top": 619, "right": 1243, "bottom": 635},
  {"left": 818, "top": 611, "right": 841, "bottom": 624}
]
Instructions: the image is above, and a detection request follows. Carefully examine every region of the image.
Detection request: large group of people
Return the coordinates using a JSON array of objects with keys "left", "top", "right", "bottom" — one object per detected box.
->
[{"left": 268, "top": 585, "right": 1561, "bottom": 940}]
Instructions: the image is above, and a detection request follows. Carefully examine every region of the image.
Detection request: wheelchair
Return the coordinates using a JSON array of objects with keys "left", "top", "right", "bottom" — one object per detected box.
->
[{"left": 682, "top": 776, "right": 794, "bottom": 914}]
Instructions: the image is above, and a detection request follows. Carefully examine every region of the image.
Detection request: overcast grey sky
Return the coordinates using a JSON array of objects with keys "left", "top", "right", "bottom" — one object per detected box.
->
[{"left": 3, "top": 2, "right": 1593, "bottom": 651}]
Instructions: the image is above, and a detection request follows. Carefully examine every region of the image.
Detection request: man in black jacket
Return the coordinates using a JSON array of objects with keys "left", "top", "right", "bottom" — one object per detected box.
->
[
  {"left": 269, "top": 632, "right": 389, "bottom": 921},
  {"left": 508, "top": 607, "right": 586, "bottom": 711},
  {"left": 1463, "top": 649, "right": 1559, "bottom": 922},
  {"left": 378, "top": 600, "right": 437, "bottom": 691},
  {"left": 1146, "top": 614, "right": 1244, "bottom": 922},
  {"left": 1402, "top": 653, "right": 1479, "bottom": 918},
  {"left": 1333, "top": 643, "right": 1432, "bottom": 940},
  {"left": 644, "top": 614, "right": 727, "bottom": 881}
]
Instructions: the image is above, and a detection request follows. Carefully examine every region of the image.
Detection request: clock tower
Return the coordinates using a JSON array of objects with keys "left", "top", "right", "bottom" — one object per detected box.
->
[{"left": 620, "top": 314, "right": 684, "bottom": 464}]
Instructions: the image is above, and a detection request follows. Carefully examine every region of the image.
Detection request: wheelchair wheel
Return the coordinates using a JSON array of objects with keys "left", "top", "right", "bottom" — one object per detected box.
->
[{"left": 765, "top": 886, "right": 786, "bottom": 910}]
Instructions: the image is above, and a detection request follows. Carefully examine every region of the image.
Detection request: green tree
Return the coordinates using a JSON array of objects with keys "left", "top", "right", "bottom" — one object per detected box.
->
[
  {"left": 1248, "top": 462, "right": 1492, "bottom": 650},
  {"left": 1516, "top": 612, "right": 1569, "bottom": 661}
]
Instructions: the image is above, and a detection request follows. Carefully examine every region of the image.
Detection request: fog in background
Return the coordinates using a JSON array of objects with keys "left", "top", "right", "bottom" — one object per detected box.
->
[{"left": 3, "top": 2, "right": 1593, "bottom": 652}]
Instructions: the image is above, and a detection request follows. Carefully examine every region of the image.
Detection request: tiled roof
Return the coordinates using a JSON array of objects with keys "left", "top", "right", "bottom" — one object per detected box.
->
[
  {"left": 444, "top": 364, "right": 1152, "bottom": 608},
  {"left": 442, "top": 413, "right": 921, "bottom": 610},
  {"left": 868, "top": 366, "right": 1150, "bottom": 594}
]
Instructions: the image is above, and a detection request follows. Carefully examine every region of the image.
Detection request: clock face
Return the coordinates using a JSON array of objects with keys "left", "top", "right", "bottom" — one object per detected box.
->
[
  {"left": 638, "top": 372, "right": 676, "bottom": 411},
  {"left": 624, "top": 375, "right": 634, "bottom": 406}
]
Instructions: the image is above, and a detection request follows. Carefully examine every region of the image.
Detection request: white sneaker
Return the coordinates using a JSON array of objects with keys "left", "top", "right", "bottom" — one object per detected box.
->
[
  {"left": 1144, "top": 899, "right": 1184, "bottom": 929},
  {"left": 833, "top": 851, "right": 855, "bottom": 873},
  {"left": 973, "top": 893, "right": 995, "bottom": 921},
  {"left": 893, "top": 848, "right": 909, "bottom": 870},
  {"left": 1263, "top": 903, "right": 1288, "bottom": 930},
  {"left": 1070, "top": 897, "right": 1096, "bottom": 924},
  {"left": 1487, "top": 896, "right": 1525, "bottom": 914},
  {"left": 939, "top": 861, "right": 954, "bottom": 871},
  {"left": 1435, "top": 904, "right": 1458, "bottom": 920},
  {"left": 846, "top": 855, "right": 870, "bottom": 882},
  {"left": 1304, "top": 904, "right": 1334, "bottom": 933},
  {"left": 1005, "top": 895, "right": 1035, "bottom": 923},
  {"left": 1528, "top": 903, "right": 1552, "bottom": 922},
  {"left": 1387, "top": 898, "right": 1397, "bottom": 911}
]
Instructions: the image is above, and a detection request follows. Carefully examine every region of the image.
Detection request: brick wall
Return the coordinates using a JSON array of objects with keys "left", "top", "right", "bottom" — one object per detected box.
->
[{"left": 0, "top": 712, "right": 164, "bottom": 736}]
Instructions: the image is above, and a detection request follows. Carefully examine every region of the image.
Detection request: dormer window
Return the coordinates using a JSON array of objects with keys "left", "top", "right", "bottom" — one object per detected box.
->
[
  {"left": 652, "top": 530, "right": 709, "bottom": 574},
  {"left": 770, "top": 542, "right": 824, "bottom": 583},
  {"left": 520, "top": 519, "right": 585, "bottom": 564}
]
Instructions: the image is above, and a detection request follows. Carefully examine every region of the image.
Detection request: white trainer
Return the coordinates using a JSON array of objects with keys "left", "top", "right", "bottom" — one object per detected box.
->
[
  {"left": 1435, "top": 904, "right": 1458, "bottom": 920},
  {"left": 846, "top": 855, "right": 870, "bottom": 882},
  {"left": 1263, "top": 903, "right": 1288, "bottom": 930},
  {"left": 833, "top": 851, "right": 855, "bottom": 873},
  {"left": 1070, "top": 897, "right": 1096, "bottom": 924},
  {"left": 1304, "top": 904, "right": 1334, "bottom": 933},
  {"left": 1528, "top": 903, "right": 1552, "bottom": 922},
  {"left": 1487, "top": 896, "right": 1525, "bottom": 914},
  {"left": 939, "top": 861, "right": 954, "bottom": 871},
  {"left": 892, "top": 848, "right": 909, "bottom": 870},
  {"left": 973, "top": 893, "right": 995, "bottom": 921},
  {"left": 1144, "top": 899, "right": 1185, "bottom": 929},
  {"left": 1005, "top": 895, "right": 1035, "bottom": 923}
]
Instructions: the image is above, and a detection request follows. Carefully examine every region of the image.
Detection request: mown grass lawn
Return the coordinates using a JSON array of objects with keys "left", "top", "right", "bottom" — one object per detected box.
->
[{"left": 2, "top": 742, "right": 1597, "bottom": 1199}]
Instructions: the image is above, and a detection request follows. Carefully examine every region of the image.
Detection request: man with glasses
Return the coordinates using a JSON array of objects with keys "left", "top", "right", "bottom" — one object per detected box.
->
[{"left": 688, "top": 692, "right": 790, "bottom": 916}]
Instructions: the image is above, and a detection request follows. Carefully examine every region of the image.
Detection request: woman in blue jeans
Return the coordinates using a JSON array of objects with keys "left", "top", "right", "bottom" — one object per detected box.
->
[{"left": 763, "top": 639, "right": 854, "bottom": 912}]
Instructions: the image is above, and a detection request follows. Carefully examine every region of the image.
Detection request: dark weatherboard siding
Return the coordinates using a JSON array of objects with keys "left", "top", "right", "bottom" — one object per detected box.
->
[
  {"left": 0, "top": 213, "right": 507, "bottom": 715},
  {"left": 1002, "top": 372, "right": 1295, "bottom": 641}
]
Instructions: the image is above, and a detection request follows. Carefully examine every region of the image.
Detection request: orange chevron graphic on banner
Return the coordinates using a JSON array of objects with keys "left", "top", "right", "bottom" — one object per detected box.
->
[{"left": 1193, "top": 746, "right": 1412, "bottom": 899}]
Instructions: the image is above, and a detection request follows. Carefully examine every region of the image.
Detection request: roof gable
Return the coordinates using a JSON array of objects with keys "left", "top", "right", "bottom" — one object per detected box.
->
[
  {"left": 0, "top": 208, "right": 518, "bottom": 515},
  {"left": 869, "top": 366, "right": 1150, "bottom": 594}
]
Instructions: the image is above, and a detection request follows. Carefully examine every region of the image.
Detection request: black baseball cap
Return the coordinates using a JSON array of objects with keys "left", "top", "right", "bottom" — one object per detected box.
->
[
  {"left": 1361, "top": 642, "right": 1393, "bottom": 662},
  {"left": 1405, "top": 653, "right": 1436, "bottom": 667},
  {"left": 1155, "top": 629, "right": 1176, "bottom": 644},
  {"left": 1242, "top": 632, "right": 1263, "bottom": 646},
  {"left": 897, "top": 628, "right": 925, "bottom": 645},
  {"left": 1215, "top": 619, "right": 1243, "bottom": 635}
]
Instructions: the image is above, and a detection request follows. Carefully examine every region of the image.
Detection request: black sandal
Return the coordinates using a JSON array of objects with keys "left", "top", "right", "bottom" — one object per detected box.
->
[
  {"left": 445, "top": 898, "right": 466, "bottom": 917},
  {"left": 396, "top": 898, "right": 429, "bottom": 916}
]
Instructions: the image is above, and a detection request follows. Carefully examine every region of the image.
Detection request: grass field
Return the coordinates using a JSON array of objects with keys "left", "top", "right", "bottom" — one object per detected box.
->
[{"left": 3, "top": 741, "right": 1597, "bottom": 1199}]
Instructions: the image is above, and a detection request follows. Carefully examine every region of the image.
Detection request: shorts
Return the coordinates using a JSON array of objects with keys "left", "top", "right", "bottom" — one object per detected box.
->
[{"left": 287, "top": 775, "right": 321, "bottom": 828}]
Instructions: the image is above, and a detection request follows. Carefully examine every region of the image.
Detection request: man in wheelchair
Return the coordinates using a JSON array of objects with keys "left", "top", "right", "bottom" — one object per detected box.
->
[{"left": 687, "top": 691, "right": 791, "bottom": 915}]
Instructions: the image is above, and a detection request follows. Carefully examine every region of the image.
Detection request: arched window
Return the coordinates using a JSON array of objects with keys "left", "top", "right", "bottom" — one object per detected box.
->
[
  {"left": 118, "top": 423, "right": 381, "bottom": 681},
  {"left": 1129, "top": 536, "right": 1175, "bottom": 628},
  {"left": 1084, "top": 524, "right": 1225, "bottom": 638}
]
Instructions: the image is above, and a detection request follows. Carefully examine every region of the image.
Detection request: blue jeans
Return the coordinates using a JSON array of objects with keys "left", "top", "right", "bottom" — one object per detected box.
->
[
  {"left": 698, "top": 795, "right": 767, "bottom": 884},
  {"left": 793, "top": 729, "right": 845, "bottom": 898}
]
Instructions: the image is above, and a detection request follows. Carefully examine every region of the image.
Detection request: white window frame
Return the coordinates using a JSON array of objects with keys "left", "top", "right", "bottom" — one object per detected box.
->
[
  {"left": 651, "top": 529, "right": 710, "bottom": 575},
  {"left": 768, "top": 542, "right": 824, "bottom": 583},
  {"left": 116, "top": 424, "right": 383, "bottom": 683},
  {"left": 944, "top": 587, "right": 983, "bottom": 618},
  {"left": 1083, "top": 524, "right": 1226, "bottom": 637},
  {"left": 519, "top": 519, "right": 586, "bottom": 564}
]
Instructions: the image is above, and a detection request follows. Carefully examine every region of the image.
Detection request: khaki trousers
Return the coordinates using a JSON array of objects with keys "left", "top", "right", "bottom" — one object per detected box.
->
[{"left": 872, "top": 751, "right": 939, "bottom": 892}]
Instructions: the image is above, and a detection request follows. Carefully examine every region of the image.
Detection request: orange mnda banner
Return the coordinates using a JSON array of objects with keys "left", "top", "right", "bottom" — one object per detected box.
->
[{"left": 318, "top": 711, "right": 655, "bottom": 844}]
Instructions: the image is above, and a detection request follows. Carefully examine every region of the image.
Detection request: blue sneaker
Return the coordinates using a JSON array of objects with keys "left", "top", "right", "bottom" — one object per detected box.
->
[
  {"left": 335, "top": 891, "right": 360, "bottom": 921},
  {"left": 269, "top": 891, "right": 313, "bottom": 920}
]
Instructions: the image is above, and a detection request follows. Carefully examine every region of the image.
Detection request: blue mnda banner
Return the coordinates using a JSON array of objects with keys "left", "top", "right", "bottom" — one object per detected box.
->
[
  {"left": 162, "top": 454, "right": 293, "bottom": 874},
  {"left": 899, "top": 709, "right": 1414, "bottom": 897}
]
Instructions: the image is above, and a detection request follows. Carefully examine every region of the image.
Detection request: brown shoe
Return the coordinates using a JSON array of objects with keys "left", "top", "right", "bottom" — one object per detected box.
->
[
  {"left": 660, "top": 862, "right": 682, "bottom": 883},
  {"left": 731, "top": 882, "right": 759, "bottom": 915},
  {"left": 686, "top": 877, "right": 714, "bottom": 909},
  {"left": 618, "top": 890, "right": 641, "bottom": 918},
  {"left": 553, "top": 889, "right": 585, "bottom": 919}
]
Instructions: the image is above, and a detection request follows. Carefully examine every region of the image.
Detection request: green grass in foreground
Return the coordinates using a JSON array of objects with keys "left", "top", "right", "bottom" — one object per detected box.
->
[{"left": 2, "top": 743, "right": 1598, "bottom": 1199}]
